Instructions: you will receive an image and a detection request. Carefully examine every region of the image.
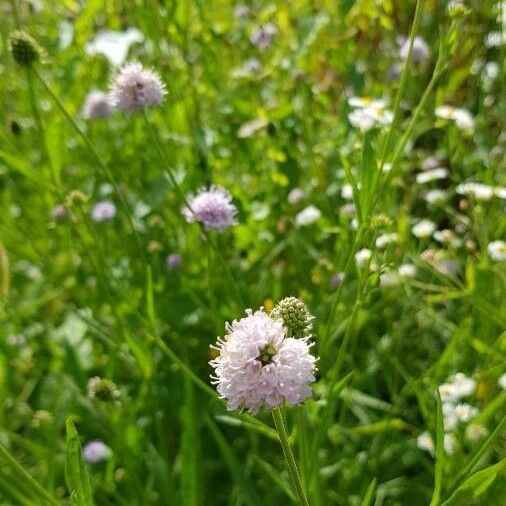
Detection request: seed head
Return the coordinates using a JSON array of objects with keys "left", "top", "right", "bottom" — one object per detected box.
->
[
  {"left": 87, "top": 376, "right": 121, "bottom": 403},
  {"left": 9, "top": 30, "right": 43, "bottom": 66},
  {"left": 270, "top": 296, "right": 314, "bottom": 338}
]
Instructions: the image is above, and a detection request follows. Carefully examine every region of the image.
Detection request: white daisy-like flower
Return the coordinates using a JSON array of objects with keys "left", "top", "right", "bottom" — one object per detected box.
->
[
  {"left": 465, "top": 424, "right": 489, "bottom": 442},
  {"left": 398, "top": 263, "right": 417, "bottom": 277},
  {"left": 435, "top": 105, "right": 475, "bottom": 130},
  {"left": 348, "top": 109, "right": 376, "bottom": 132},
  {"left": 439, "top": 383, "right": 458, "bottom": 403},
  {"left": 487, "top": 240, "right": 506, "bottom": 261},
  {"left": 416, "top": 168, "right": 448, "bottom": 184},
  {"left": 287, "top": 187, "right": 305, "bottom": 204},
  {"left": 456, "top": 182, "right": 494, "bottom": 201},
  {"left": 452, "top": 373, "right": 476, "bottom": 398},
  {"left": 424, "top": 189, "right": 447, "bottom": 205},
  {"left": 412, "top": 219, "right": 436, "bottom": 238},
  {"left": 348, "top": 96, "right": 387, "bottom": 109},
  {"left": 444, "top": 433, "right": 457, "bottom": 455},
  {"left": 442, "top": 402, "right": 459, "bottom": 430},
  {"left": 341, "top": 183, "right": 355, "bottom": 200},
  {"left": 295, "top": 205, "right": 321, "bottom": 226},
  {"left": 498, "top": 373, "right": 506, "bottom": 390},
  {"left": 454, "top": 403, "right": 479, "bottom": 423},
  {"left": 494, "top": 187, "right": 506, "bottom": 199},
  {"left": 417, "top": 431, "right": 434, "bottom": 455},
  {"left": 110, "top": 62, "right": 166, "bottom": 114},
  {"left": 210, "top": 309, "right": 317, "bottom": 413},
  {"left": 354, "top": 248, "right": 372, "bottom": 267},
  {"left": 82, "top": 90, "right": 113, "bottom": 119}
]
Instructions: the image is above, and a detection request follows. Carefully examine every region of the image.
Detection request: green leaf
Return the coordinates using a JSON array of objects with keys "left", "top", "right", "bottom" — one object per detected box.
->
[
  {"left": 360, "top": 477, "right": 377, "bottom": 506},
  {"left": 65, "top": 417, "right": 94, "bottom": 506},
  {"left": 440, "top": 459, "right": 506, "bottom": 506}
]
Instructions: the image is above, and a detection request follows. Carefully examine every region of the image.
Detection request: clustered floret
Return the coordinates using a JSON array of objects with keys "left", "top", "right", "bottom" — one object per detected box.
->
[{"left": 210, "top": 308, "right": 316, "bottom": 413}]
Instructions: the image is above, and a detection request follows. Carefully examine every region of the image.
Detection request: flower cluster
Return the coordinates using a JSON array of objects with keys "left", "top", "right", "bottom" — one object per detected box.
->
[
  {"left": 182, "top": 185, "right": 237, "bottom": 231},
  {"left": 210, "top": 307, "right": 317, "bottom": 413}
]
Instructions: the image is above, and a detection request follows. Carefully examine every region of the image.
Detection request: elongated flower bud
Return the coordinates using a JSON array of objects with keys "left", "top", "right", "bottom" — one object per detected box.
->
[
  {"left": 270, "top": 296, "right": 314, "bottom": 338},
  {"left": 9, "top": 30, "right": 43, "bottom": 66}
]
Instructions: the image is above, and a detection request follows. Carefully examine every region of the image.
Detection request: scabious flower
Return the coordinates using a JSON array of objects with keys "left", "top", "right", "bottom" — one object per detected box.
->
[
  {"left": 82, "top": 90, "right": 113, "bottom": 120},
  {"left": 166, "top": 253, "right": 182, "bottom": 270},
  {"left": 9, "top": 30, "right": 44, "bottom": 66},
  {"left": 110, "top": 62, "right": 166, "bottom": 114},
  {"left": 182, "top": 185, "right": 237, "bottom": 231},
  {"left": 412, "top": 219, "right": 436, "bottom": 238},
  {"left": 210, "top": 308, "right": 316, "bottom": 414},
  {"left": 91, "top": 201, "right": 116, "bottom": 222},
  {"left": 87, "top": 376, "right": 121, "bottom": 403},
  {"left": 399, "top": 36, "right": 430, "bottom": 62},
  {"left": 250, "top": 23, "right": 277, "bottom": 50},
  {"left": 487, "top": 240, "right": 506, "bottom": 261},
  {"left": 270, "top": 297, "right": 314, "bottom": 338},
  {"left": 295, "top": 205, "right": 321, "bottom": 226},
  {"left": 83, "top": 440, "right": 112, "bottom": 464}
]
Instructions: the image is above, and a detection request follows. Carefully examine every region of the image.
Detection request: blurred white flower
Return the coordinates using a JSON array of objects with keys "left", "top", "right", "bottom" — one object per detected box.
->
[
  {"left": 456, "top": 182, "right": 494, "bottom": 201},
  {"left": 435, "top": 105, "right": 475, "bottom": 130},
  {"left": 487, "top": 240, "right": 506, "bottom": 261},
  {"left": 85, "top": 28, "right": 144, "bottom": 66},
  {"left": 433, "top": 230, "right": 462, "bottom": 248},
  {"left": 380, "top": 271, "right": 400, "bottom": 287},
  {"left": 295, "top": 205, "right": 321, "bottom": 226},
  {"left": 454, "top": 403, "right": 478, "bottom": 423},
  {"left": 465, "top": 424, "right": 489, "bottom": 442},
  {"left": 494, "top": 187, "right": 506, "bottom": 199},
  {"left": 452, "top": 373, "right": 476, "bottom": 398},
  {"left": 399, "top": 263, "right": 417, "bottom": 277},
  {"left": 444, "top": 433, "right": 457, "bottom": 455},
  {"left": 412, "top": 219, "right": 436, "bottom": 238},
  {"left": 348, "top": 97, "right": 387, "bottom": 109},
  {"left": 355, "top": 248, "right": 372, "bottom": 267},
  {"left": 443, "top": 402, "right": 458, "bottom": 430},
  {"left": 250, "top": 23, "right": 277, "bottom": 50},
  {"left": 237, "top": 118, "right": 269, "bottom": 138},
  {"left": 348, "top": 109, "right": 375, "bottom": 131},
  {"left": 341, "top": 183, "right": 355, "bottom": 200},
  {"left": 421, "top": 156, "right": 443, "bottom": 170},
  {"left": 83, "top": 440, "right": 112, "bottom": 464},
  {"left": 485, "top": 32, "right": 503, "bottom": 48},
  {"left": 375, "top": 233, "right": 398, "bottom": 249},
  {"left": 416, "top": 168, "right": 448, "bottom": 184},
  {"left": 417, "top": 431, "right": 434, "bottom": 455},
  {"left": 498, "top": 373, "right": 506, "bottom": 390},
  {"left": 424, "top": 189, "right": 447, "bottom": 205},
  {"left": 288, "top": 188, "right": 305, "bottom": 204}
]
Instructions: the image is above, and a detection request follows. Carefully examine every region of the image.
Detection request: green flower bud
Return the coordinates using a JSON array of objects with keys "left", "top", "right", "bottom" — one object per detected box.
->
[
  {"left": 87, "top": 376, "right": 121, "bottom": 403},
  {"left": 9, "top": 30, "right": 43, "bottom": 66},
  {"left": 270, "top": 296, "right": 314, "bottom": 338}
]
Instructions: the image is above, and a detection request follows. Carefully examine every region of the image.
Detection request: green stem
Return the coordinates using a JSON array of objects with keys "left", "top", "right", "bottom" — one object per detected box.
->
[
  {"left": 272, "top": 408, "right": 310, "bottom": 506},
  {"left": 32, "top": 67, "right": 146, "bottom": 264}
]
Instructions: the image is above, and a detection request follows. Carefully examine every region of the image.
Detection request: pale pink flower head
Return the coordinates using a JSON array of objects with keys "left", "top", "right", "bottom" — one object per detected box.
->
[
  {"left": 110, "top": 62, "right": 166, "bottom": 113},
  {"left": 83, "top": 440, "right": 112, "bottom": 464},
  {"left": 91, "top": 201, "right": 116, "bottom": 222},
  {"left": 210, "top": 308, "right": 317, "bottom": 413},
  {"left": 82, "top": 90, "right": 113, "bottom": 119},
  {"left": 182, "top": 185, "right": 237, "bottom": 231}
]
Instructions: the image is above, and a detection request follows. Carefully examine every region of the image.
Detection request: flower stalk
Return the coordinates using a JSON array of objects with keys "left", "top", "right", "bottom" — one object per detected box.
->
[{"left": 272, "top": 407, "right": 310, "bottom": 506}]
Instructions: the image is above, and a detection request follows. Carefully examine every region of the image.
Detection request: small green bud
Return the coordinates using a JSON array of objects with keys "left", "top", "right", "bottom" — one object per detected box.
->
[
  {"left": 270, "top": 296, "right": 314, "bottom": 338},
  {"left": 448, "top": 1, "right": 470, "bottom": 18},
  {"left": 9, "top": 30, "right": 43, "bottom": 66},
  {"left": 87, "top": 376, "right": 121, "bottom": 403}
]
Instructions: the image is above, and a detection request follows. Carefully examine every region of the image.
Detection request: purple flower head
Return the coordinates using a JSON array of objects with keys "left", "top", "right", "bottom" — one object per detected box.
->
[
  {"left": 83, "top": 440, "right": 112, "bottom": 464},
  {"left": 166, "top": 253, "right": 182, "bottom": 270},
  {"left": 250, "top": 23, "right": 277, "bottom": 50},
  {"left": 330, "top": 272, "right": 345, "bottom": 289},
  {"left": 91, "top": 201, "right": 117, "bottom": 222},
  {"left": 399, "top": 36, "right": 430, "bottom": 63},
  {"left": 82, "top": 90, "right": 113, "bottom": 120},
  {"left": 51, "top": 204, "right": 67, "bottom": 221},
  {"left": 182, "top": 185, "right": 237, "bottom": 231}
]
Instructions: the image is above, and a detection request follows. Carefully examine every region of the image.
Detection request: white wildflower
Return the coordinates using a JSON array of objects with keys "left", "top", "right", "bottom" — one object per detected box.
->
[
  {"left": 416, "top": 168, "right": 448, "bottom": 184},
  {"left": 295, "top": 206, "right": 321, "bottom": 226},
  {"left": 487, "top": 240, "right": 506, "bottom": 261},
  {"left": 412, "top": 219, "right": 436, "bottom": 238}
]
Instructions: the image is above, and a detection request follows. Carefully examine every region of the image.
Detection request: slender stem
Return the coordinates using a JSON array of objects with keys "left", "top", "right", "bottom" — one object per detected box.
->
[
  {"left": 32, "top": 67, "right": 147, "bottom": 264},
  {"left": 272, "top": 408, "right": 310, "bottom": 506}
]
